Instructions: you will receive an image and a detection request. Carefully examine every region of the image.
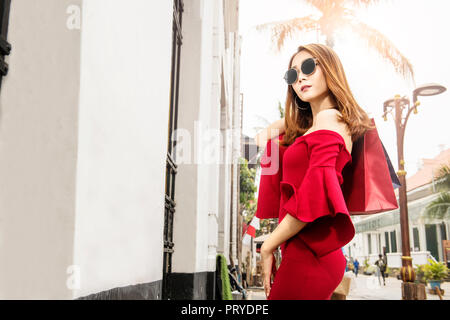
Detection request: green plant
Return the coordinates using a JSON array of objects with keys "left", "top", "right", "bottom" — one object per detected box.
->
[
  {"left": 217, "top": 254, "right": 233, "bottom": 300},
  {"left": 423, "top": 258, "right": 448, "bottom": 281},
  {"left": 239, "top": 157, "right": 257, "bottom": 206},
  {"left": 414, "top": 264, "right": 427, "bottom": 283},
  {"left": 415, "top": 264, "right": 426, "bottom": 277},
  {"left": 363, "top": 258, "right": 370, "bottom": 268},
  {"left": 239, "top": 157, "right": 259, "bottom": 234}
]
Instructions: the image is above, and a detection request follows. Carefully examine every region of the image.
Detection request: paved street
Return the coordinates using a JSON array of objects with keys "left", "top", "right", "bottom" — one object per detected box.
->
[
  {"left": 346, "top": 274, "right": 449, "bottom": 300},
  {"left": 246, "top": 274, "right": 449, "bottom": 300}
]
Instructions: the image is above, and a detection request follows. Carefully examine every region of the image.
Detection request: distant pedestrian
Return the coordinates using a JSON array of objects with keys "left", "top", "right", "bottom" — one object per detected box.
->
[
  {"left": 353, "top": 259, "right": 359, "bottom": 277},
  {"left": 375, "top": 254, "right": 387, "bottom": 286},
  {"left": 342, "top": 249, "right": 349, "bottom": 272}
]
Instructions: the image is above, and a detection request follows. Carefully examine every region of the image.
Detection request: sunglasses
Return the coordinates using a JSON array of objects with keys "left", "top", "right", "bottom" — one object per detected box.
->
[{"left": 283, "top": 57, "right": 319, "bottom": 85}]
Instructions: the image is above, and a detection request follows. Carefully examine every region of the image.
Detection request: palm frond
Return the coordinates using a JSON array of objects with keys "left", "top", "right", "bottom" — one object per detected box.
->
[
  {"left": 302, "top": 0, "right": 339, "bottom": 12},
  {"left": 344, "top": 0, "right": 385, "bottom": 9},
  {"left": 422, "top": 191, "right": 450, "bottom": 221},
  {"left": 254, "top": 15, "right": 318, "bottom": 52},
  {"left": 345, "top": 19, "right": 416, "bottom": 86},
  {"left": 434, "top": 164, "right": 450, "bottom": 192}
]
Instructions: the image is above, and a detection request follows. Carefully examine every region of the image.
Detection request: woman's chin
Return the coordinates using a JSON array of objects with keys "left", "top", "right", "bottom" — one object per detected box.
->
[
  {"left": 299, "top": 91, "right": 313, "bottom": 99},
  {"left": 299, "top": 94, "right": 312, "bottom": 101}
]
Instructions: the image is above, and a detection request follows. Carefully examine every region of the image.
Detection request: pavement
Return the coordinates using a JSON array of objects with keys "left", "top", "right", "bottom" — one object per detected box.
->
[
  {"left": 346, "top": 273, "right": 449, "bottom": 300},
  {"left": 246, "top": 274, "right": 450, "bottom": 300}
]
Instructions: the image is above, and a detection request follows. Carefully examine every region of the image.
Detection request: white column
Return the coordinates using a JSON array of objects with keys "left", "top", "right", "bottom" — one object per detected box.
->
[
  {"left": 437, "top": 224, "right": 443, "bottom": 261},
  {"left": 419, "top": 223, "right": 427, "bottom": 255}
]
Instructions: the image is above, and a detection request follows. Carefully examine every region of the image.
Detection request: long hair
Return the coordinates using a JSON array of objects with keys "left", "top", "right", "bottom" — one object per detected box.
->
[{"left": 280, "top": 43, "right": 375, "bottom": 147}]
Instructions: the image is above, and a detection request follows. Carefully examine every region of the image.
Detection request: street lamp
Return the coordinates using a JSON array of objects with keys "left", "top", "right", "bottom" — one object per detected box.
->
[{"left": 382, "top": 82, "right": 446, "bottom": 300}]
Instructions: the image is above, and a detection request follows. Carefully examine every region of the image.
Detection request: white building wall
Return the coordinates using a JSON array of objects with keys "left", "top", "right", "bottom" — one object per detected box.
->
[
  {"left": 172, "top": 0, "right": 237, "bottom": 274},
  {"left": 229, "top": 32, "right": 241, "bottom": 266},
  {"left": 0, "top": 0, "right": 240, "bottom": 299},
  {"left": 0, "top": 0, "right": 82, "bottom": 299},
  {"left": 218, "top": 126, "right": 232, "bottom": 260},
  {"left": 216, "top": 0, "right": 240, "bottom": 264},
  {"left": 171, "top": 0, "right": 203, "bottom": 274},
  {"left": 73, "top": 0, "right": 173, "bottom": 298},
  {"left": 194, "top": 0, "right": 221, "bottom": 273}
]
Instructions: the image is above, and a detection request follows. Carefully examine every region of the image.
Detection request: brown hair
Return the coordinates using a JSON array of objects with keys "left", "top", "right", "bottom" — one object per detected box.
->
[{"left": 280, "top": 43, "right": 375, "bottom": 147}]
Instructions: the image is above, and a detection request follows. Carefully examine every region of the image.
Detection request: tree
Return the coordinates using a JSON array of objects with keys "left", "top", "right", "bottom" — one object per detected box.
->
[
  {"left": 422, "top": 164, "right": 450, "bottom": 221},
  {"left": 434, "top": 164, "right": 450, "bottom": 192},
  {"left": 239, "top": 157, "right": 258, "bottom": 224},
  {"left": 246, "top": 102, "right": 285, "bottom": 236},
  {"left": 254, "top": 0, "right": 415, "bottom": 86}
]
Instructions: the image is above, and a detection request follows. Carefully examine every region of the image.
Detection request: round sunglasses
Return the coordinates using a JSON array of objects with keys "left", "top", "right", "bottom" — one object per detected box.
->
[{"left": 283, "top": 57, "right": 319, "bottom": 85}]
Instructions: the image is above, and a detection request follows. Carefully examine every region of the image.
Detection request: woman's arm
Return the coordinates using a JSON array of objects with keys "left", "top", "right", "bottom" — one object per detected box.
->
[
  {"left": 254, "top": 117, "right": 286, "bottom": 148},
  {"left": 260, "top": 213, "right": 308, "bottom": 254},
  {"left": 261, "top": 213, "right": 307, "bottom": 298}
]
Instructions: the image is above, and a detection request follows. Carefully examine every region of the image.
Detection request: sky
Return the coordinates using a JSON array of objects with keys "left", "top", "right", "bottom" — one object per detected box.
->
[{"left": 238, "top": 0, "right": 450, "bottom": 177}]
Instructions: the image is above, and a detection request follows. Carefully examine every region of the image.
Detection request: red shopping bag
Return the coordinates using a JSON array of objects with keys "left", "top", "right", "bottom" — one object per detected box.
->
[{"left": 341, "top": 118, "right": 400, "bottom": 215}]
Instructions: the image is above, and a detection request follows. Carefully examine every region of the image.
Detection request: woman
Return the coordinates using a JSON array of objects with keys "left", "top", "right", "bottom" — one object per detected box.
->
[{"left": 254, "top": 43, "right": 375, "bottom": 300}]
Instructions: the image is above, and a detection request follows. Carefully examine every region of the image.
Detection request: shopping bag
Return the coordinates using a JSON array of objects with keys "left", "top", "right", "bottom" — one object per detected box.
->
[
  {"left": 341, "top": 118, "right": 400, "bottom": 215},
  {"left": 333, "top": 275, "right": 352, "bottom": 296}
]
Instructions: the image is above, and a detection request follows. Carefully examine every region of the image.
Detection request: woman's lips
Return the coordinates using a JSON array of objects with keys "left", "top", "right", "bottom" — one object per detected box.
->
[{"left": 301, "top": 85, "right": 311, "bottom": 92}]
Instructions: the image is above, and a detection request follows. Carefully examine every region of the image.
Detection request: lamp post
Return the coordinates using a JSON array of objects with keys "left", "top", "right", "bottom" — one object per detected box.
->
[{"left": 383, "top": 83, "right": 446, "bottom": 299}]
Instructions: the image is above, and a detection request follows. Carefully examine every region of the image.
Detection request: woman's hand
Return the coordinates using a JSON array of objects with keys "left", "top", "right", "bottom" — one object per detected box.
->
[
  {"left": 254, "top": 117, "right": 286, "bottom": 148},
  {"left": 261, "top": 249, "right": 278, "bottom": 299}
]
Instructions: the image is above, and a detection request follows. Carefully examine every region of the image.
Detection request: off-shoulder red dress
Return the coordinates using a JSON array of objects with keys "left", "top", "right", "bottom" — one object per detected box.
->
[{"left": 255, "top": 129, "right": 355, "bottom": 300}]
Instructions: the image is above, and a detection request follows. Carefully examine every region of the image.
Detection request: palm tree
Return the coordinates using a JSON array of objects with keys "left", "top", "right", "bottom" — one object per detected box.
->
[
  {"left": 254, "top": 0, "right": 415, "bottom": 86},
  {"left": 422, "top": 164, "right": 450, "bottom": 222},
  {"left": 434, "top": 164, "right": 450, "bottom": 192}
]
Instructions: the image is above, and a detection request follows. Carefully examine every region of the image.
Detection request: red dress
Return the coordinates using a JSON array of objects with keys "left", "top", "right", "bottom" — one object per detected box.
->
[{"left": 255, "top": 129, "right": 355, "bottom": 300}]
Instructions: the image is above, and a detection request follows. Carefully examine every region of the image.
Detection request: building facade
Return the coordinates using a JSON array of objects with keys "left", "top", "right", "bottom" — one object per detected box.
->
[
  {"left": 0, "top": 0, "right": 241, "bottom": 300},
  {"left": 345, "top": 148, "right": 450, "bottom": 268}
]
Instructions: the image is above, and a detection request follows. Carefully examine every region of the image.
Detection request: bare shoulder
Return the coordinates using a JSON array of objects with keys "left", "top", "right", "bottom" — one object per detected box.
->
[{"left": 315, "top": 109, "right": 352, "bottom": 153}]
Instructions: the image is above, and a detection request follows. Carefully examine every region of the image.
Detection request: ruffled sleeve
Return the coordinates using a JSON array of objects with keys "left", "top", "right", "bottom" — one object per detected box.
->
[
  {"left": 280, "top": 131, "right": 355, "bottom": 257},
  {"left": 254, "top": 134, "right": 286, "bottom": 219}
]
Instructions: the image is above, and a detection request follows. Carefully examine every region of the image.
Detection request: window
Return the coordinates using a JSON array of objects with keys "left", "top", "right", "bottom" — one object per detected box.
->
[
  {"left": 0, "top": 0, "right": 12, "bottom": 90},
  {"left": 413, "top": 227, "right": 420, "bottom": 251},
  {"left": 425, "top": 224, "right": 439, "bottom": 260},
  {"left": 385, "top": 232, "right": 390, "bottom": 253},
  {"left": 390, "top": 230, "right": 397, "bottom": 253},
  {"left": 441, "top": 222, "right": 447, "bottom": 241}
]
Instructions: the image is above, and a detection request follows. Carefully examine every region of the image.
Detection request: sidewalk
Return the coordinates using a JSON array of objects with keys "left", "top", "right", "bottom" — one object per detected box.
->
[
  {"left": 246, "top": 276, "right": 450, "bottom": 300},
  {"left": 347, "top": 274, "right": 449, "bottom": 300},
  {"left": 246, "top": 286, "right": 266, "bottom": 300}
]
